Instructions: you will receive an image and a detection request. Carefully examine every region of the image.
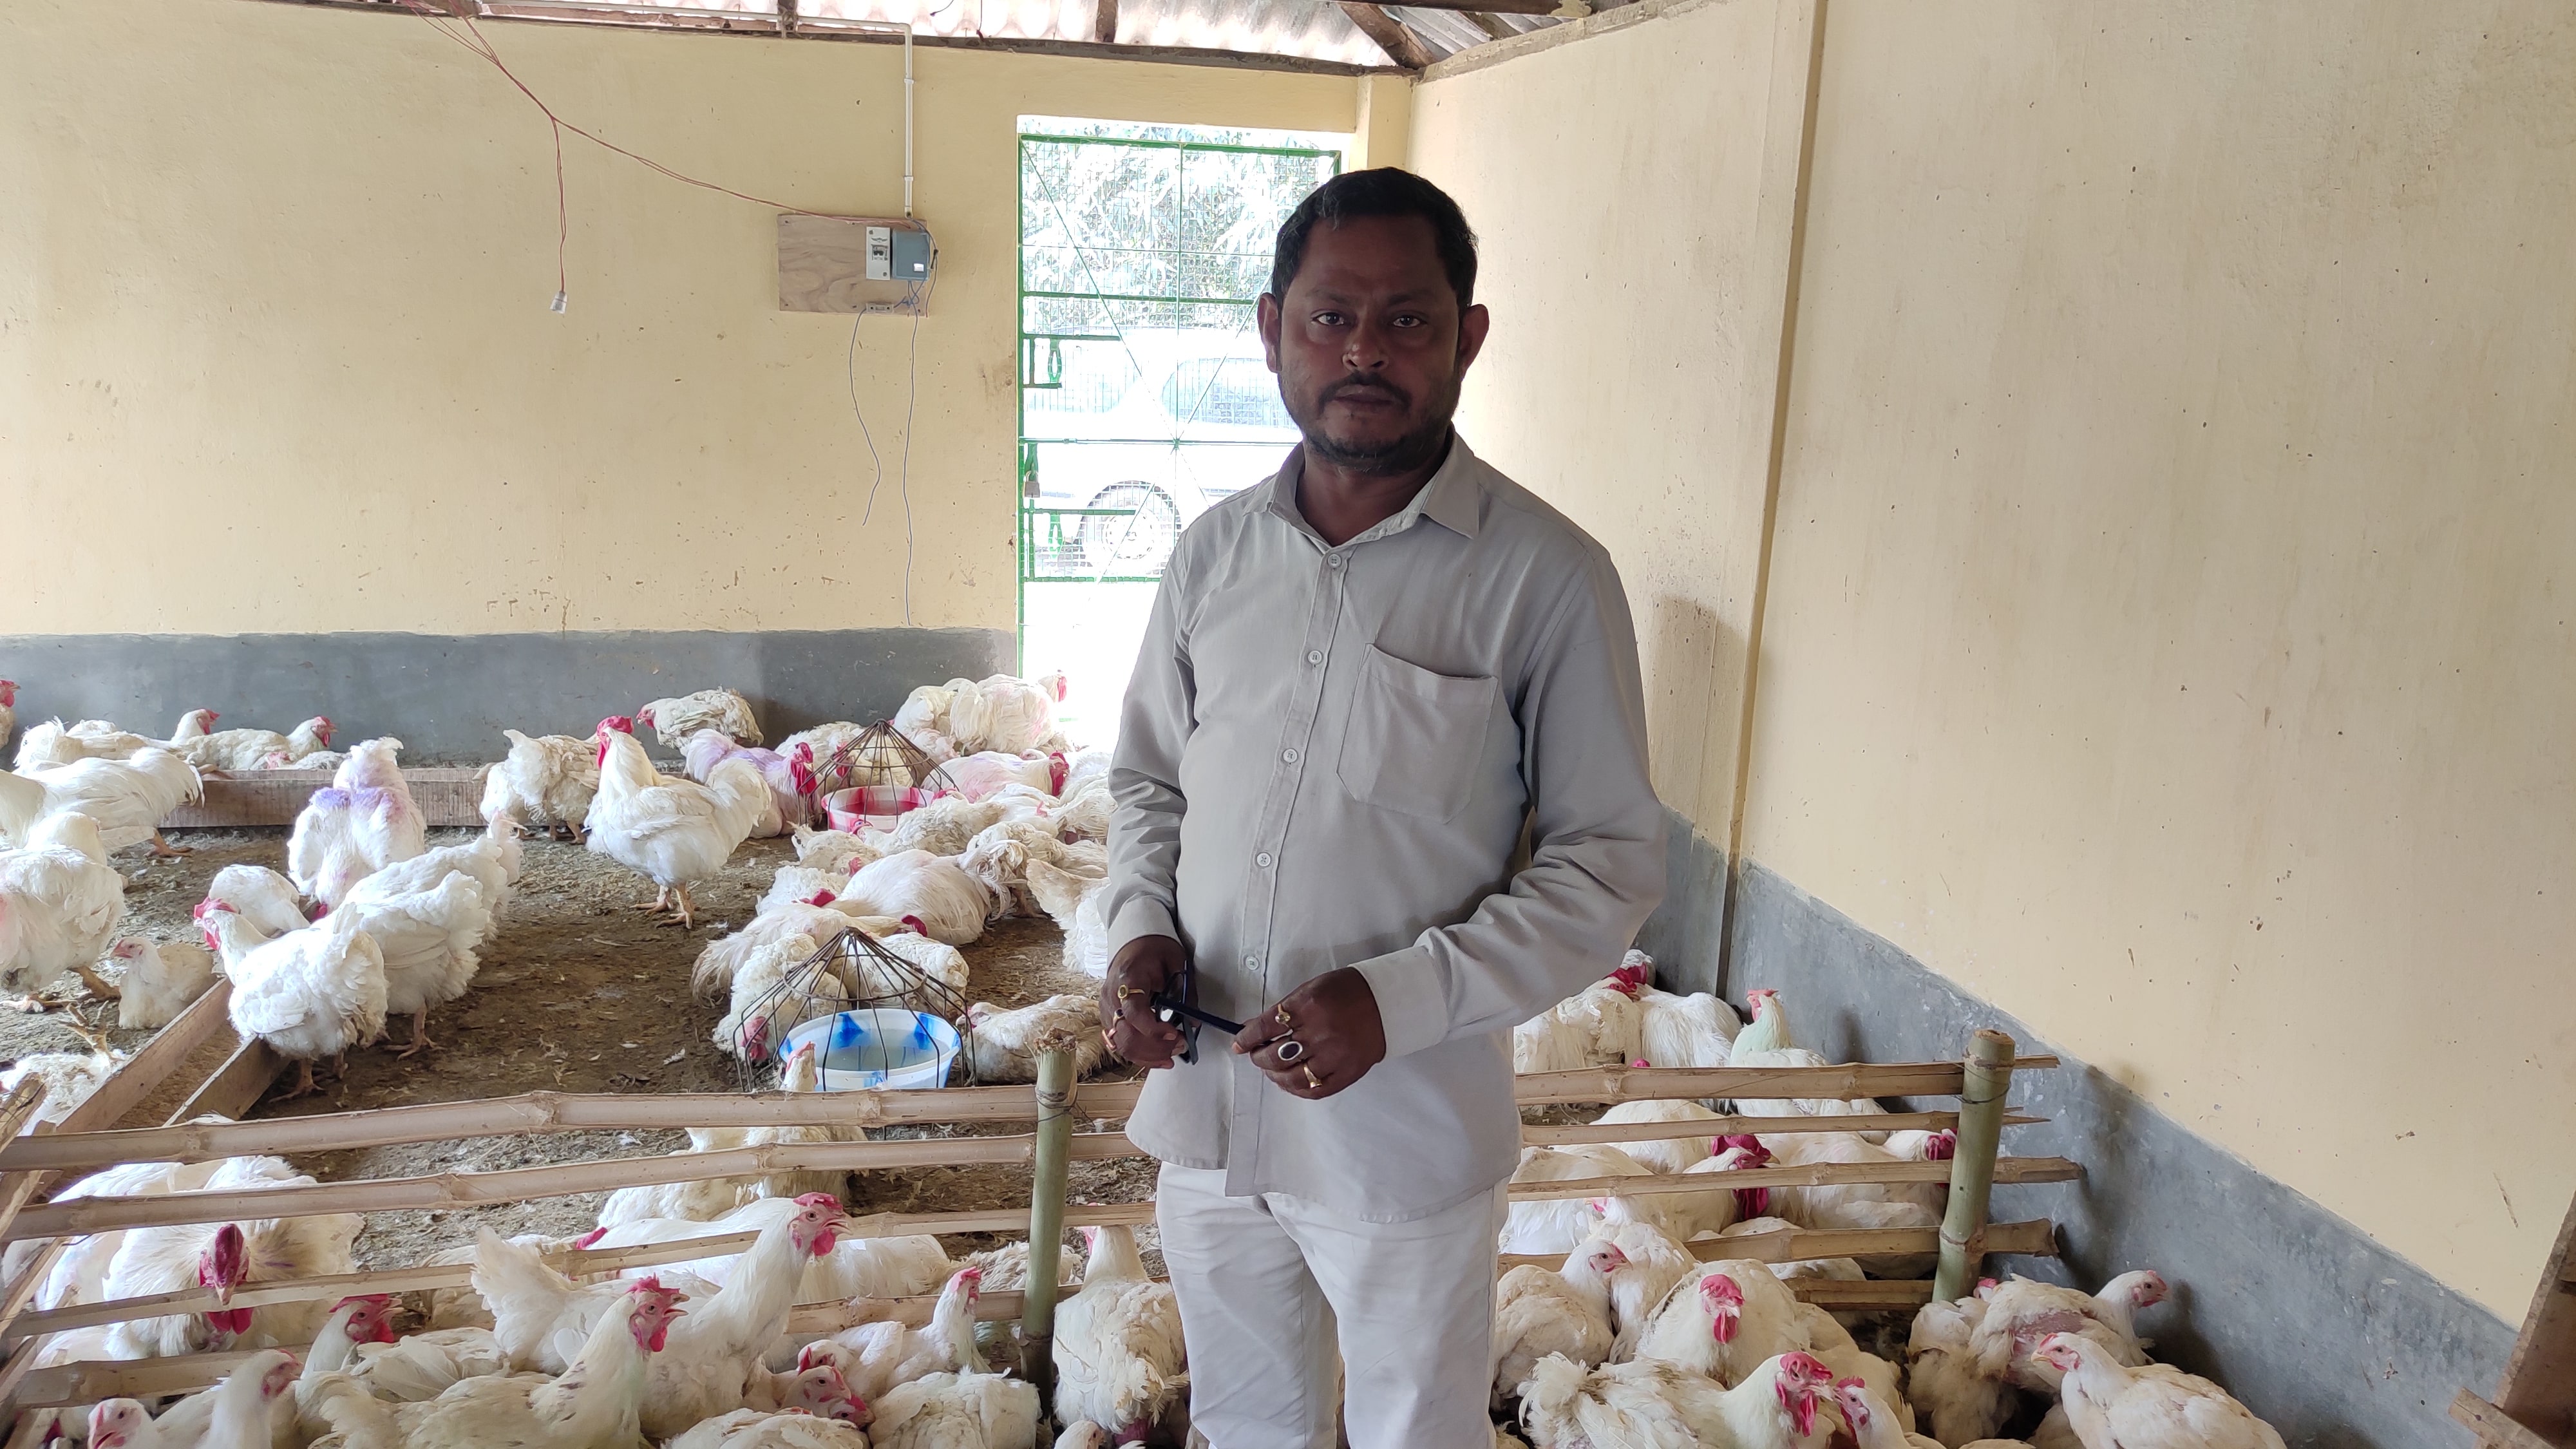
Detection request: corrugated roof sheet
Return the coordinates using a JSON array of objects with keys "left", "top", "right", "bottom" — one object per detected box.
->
[{"left": 624, "top": 0, "right": 1564, "bottom": 64}]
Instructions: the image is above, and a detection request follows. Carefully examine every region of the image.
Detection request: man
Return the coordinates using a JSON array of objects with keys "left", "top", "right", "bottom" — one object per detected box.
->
[{"left": 1098, "top": 168, "right": 1666, "bottom": 1449}]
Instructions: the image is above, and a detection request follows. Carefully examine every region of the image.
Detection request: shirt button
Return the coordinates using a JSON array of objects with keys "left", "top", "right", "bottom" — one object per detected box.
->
[
  {"left": 1326, "top": 555, "right": 1344, "bottom": 569},
  {"left": 1256, "top": 852, "right": 1274, "bottom": 869},
  {"left": 1307, "top": 650, "right": 1323, "bottom": 665},
  {"left": 1282, "top": 748, "right": 1299, "bottom": 764},
  {"left": 1244, "top": 954, "right": 1258, "bottom": 969}
]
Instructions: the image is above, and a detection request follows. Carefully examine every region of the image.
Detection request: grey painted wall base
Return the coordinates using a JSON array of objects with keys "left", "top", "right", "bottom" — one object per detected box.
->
[
  {"left": 0, "top": 629, "right": 1015, "bottom": 764},
  {"left": 1643, "top": 809, "right": 2507, "bottom": 1448}
]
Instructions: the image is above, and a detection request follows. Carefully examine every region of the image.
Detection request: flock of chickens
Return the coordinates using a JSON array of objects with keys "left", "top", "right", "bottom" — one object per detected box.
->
[
  {"left": 0, "top": 673, "right": 1182, "bottom": 1448},
  {"left": 1486, "top": 960, "right": 2287, "bottom": 1449},
  {"left": 0, "top": 672, "right": 2289, "bottom": 1449}
]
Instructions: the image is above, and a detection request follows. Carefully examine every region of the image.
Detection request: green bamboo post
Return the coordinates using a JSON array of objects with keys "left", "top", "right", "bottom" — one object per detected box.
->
[
  {"left": 1932, "top": 1028, "right": 2016, "bottom": 1303},
  {"left": 1019, "top": 1047, "right": 1076, "bottom": 1397}
]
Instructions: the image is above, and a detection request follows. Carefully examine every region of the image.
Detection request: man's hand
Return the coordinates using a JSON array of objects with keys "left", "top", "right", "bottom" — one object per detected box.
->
[
  {"left": 1233, "top": 967, "right": 1387, "bottom": 1101},
  {"left": 1100, "top": 935, "right": 1188, "bottom": 1070}
]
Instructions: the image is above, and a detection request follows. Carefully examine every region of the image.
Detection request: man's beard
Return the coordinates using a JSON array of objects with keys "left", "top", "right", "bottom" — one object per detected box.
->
[{"left": 1291, "top": 370, "right": 1459, "bottom": 476}]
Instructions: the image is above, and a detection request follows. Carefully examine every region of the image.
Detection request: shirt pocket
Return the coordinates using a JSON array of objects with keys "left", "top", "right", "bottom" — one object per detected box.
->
[{"left": 1337, "top": 645, "right": 1499, "bottom": 822}]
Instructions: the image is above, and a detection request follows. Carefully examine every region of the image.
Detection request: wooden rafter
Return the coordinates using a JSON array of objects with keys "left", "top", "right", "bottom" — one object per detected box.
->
[
  {"left": 1337, "top": 1, "right": 1434, "bottom": 68},
  {"left": 1377, "top": 0, "right": 1560, "bottom": 12},
  {"left": 1464, "top": 10, "right": 1517, "bottom": 39}
]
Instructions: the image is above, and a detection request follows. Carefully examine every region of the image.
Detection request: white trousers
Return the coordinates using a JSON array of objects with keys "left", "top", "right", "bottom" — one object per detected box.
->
[{"left": 1156, "top": 1162, "right": 1505, "bottom": 1449}]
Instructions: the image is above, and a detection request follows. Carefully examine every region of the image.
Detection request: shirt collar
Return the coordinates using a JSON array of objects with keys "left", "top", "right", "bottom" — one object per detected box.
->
[{"left": 1262, "top": 433, "right": 1486, "bottom": 545}]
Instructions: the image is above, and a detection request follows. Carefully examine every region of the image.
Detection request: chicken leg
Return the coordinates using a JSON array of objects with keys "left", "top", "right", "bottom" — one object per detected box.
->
[
  {"left": 72, "top": 963, "right": 122, "bottom": 1003},
  {"left": 283, "top": 1060, "right": 322, "bottom": 1100},
  {"left": 395, "top": 1010, "right": 439, "bottom": 1059},
  {"left": 147, "top": 833, "right": 193, "bottom": 858}
]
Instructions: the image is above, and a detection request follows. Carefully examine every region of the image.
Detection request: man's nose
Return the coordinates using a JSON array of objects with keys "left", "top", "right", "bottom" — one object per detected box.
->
[{"left": 1341, "top": 317, "right": 1393, "bottom": 371}]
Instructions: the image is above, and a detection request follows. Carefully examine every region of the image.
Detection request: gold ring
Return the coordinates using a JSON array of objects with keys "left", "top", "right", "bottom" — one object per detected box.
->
[
  {"left": 1302, "top": 1066, "right": 1321, "bottom": 1090},
  {"left": 1115, "top": 986, "right": 1142, "bottom": 1002},
  {"left": 1276, "top": 1005, "right": 1294, "bottom": 1028}
]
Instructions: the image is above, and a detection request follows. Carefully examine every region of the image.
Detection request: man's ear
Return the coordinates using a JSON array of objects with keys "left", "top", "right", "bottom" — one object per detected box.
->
[
  {"left": 1456, "top": 301, "right": 1492, "bottom": 375},
  {"left": 1258, "top": 292, "right": 1284, "bottom": 372}
]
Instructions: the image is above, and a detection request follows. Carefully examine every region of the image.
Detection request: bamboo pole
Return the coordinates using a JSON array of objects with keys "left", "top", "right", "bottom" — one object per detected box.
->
[
  {"left": 0, "top": 1081, "right": 1150, "bottom": 1175},
  {"left": 5, "top": 1132, "right": 1141, "bottom": 1241},
  {"left": 46, "top": 985, "right": 235, "bottom": 1139},
  {"left": 1507, "top": 1154, "right": 2078, "bottom": 1203},
  {"left": 8, "top": 1201, "right": 1164, "bottom": 1342},
  {"left": 1931, "top": 1028, "right": 2016, "bottom": 1303},
  {"left": 1496, "top": 1217, "right": 2058, "bottom": 1271},
  {"left": 1019, "top": 1048, "right": 1076, "bottom": 1399},
  {"left": 1509, "top": 1056, "right": 2055, "bottom": 1107},
  {"left": 1517, "top": 1108, "right": 2039, "bottom": 1150}
]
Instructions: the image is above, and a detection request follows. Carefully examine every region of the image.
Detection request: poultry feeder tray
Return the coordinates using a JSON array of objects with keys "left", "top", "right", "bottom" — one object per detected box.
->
[
  {"left": 824, "top": 785, "right": 936, "bottom": 835},
  {"left": 732, "top": 924, "right": 990, "bottom": 1091},
  {"left": 813, "top": 720, "right": 959, "bottom": 804}
]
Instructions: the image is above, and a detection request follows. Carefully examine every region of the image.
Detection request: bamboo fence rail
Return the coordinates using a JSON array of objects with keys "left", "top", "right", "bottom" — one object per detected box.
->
[{"left": 1, "top": 1035, "right": 2075, "bottom": 1425}]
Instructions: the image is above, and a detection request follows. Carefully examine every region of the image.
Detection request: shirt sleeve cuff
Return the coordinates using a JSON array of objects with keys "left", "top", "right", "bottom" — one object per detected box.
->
[
  {"left": 1106, "top": 897, "right": 1180, "bottom": 962},
  {"left": 1354, "top": 945, "right": 1446, "bottom": 1060}
]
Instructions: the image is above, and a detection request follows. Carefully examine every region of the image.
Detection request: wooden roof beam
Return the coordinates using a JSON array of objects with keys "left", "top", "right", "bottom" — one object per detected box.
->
[{"left": 1338, "top": 2, "right": 1434, "bottom": 68}]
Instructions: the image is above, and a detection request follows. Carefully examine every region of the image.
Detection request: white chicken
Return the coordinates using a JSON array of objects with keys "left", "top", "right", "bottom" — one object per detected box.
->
[
  {"left": 300, "top": 1277, "right": 687, "bottom": 1449},
  {"left": 672, "top": 1407, "right": 875, "bottom": 1449},
  {"left": 1973, "top": 1271, "right": 2169, "bottom": 1394},
  {"left": 899, "top": 674, "right": 1065, "bottom": 757},
  {"left": 683, "top": 731, "right": 817, "bottom": 839},
  {"left": 207, "top": 902, "right": 389, "bottom": 1099},
  {"left": 181, "top": 716, "right": 335, "bottom": 775},
  {"left": 323, "top": 873, "right": 488, "bottom": 1056},
  {"left": 1, "top": 1046, "right": 122, "bottom": 1125},
  {"left": 592, "top": 1200, "right": 951, "bottom": 1309},
  {"left": 1501, "top": 1145, "right": 1657, "bottom": 1256},
  {"left": 932, "top": 752, "right": 1062, "bottom": 804},
  {"left": 1490, "top": 1241, "right": 1619, "bottom": 1404},
  {"left": 1592, "top": 1098, "right": 1719, "bottom": 1177},
  {"left": 692, "top": 902, "right": 857, "bottom": 1000},
  {"left": 1711, "top": 1132, "right": 1942, "bottom": 1269},
  {"left": 1726, "top": 989, "right": 1887, "bottom": 1130},
  {"left": 596, "top": 1044, "right": 848, "bottom": 1225},
  {"left": 862, "top": 797, "right": 1011, "bottom": 860},
  {"left": 19, "top": 709, "right": 215, "bottom": 768},
  {"left": 802, "top": 1263, "right": 985, "bottom": 1403},
  {"left": 714, "top": 934, "right": 849, "bottom": 1065},
  {"left": 1512, "top": 964, "right": 1647, "bottom": 1075},
  {"left": 345, "top": 1323, "right": 515, "bottom": 1405},
  {"left": 641, "top": 688, "right": 764, "bottom": 748},
  {"left": 1518, "top": 1349, "right": 1834, "bottom": 1449},
  {"left": 587, "top": 717, "right": 769, "bottom": 928},
  {"left": 762, "top": 866, "right": 849, "bottom": 918},
  {"left": 103, "top": 1156, "right": 363, "bottom": 1358},
  {"left": 2040, "top": 1332, "right": 2285, "bottom": 1449},
  {"left": 32, "top": 1157, "right": 233, "bottom": 1316},
  {"left": 1833, "top": 1376, "right": 1944, "bottom": 1449},
  {"left": 1050, "top": 1226, "right": 1184, "bottom": 1441},
  {"left": 288, "top": 738, "right": 428, "bottom": 907},
  {"left": 205, "top": 864, "right": 312, "bottom": 938},
  {"left": 961, "top": 994, "right": 1106, "bottom": 1083},
  {"left": 791, "top": 825, "right": 881, "bottom": 879},
  {"left": 3, "top": 746, "right": 202, "bottom": 857},
  {"left": 1023, "top": 858, "right": 1109, "bottom": 979},
  {"left": 869, "top": 1364, "right": 1043, "bottom": 1449},
  {"left": 1617, "top": 951, "right": 1739, "bottom": 1071},
  {"left": 1908, "top": 1291, "right": 2012, "bottom": 1446},
  {"left": 100, "top": 937, "right": 218, "bottom": 1030},
  {"left": 478, "top": 730, "right": 602, "bottom": 838},
  {"left": 958, "top": 820, "right": 1103, "bottom": 920},
  {"left": 346, "top": 812, "right": 522, "bottom": 919},
  {"left": 1585, "top": 1209, "right": 1698, "bottom": 1361},
  {"left": 0, "top": 811, "right": 126, "bottom": 1010},
  {"left": 1632, "top": 1261, "right": 1813, "bottom": 1386},
  {"left": 1048, "top": 782, "right": 1112, "bottom": 847}
]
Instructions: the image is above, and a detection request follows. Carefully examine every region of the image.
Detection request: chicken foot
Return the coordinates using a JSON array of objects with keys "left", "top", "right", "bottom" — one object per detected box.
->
[
  {"left": 283, "top": 1060, "right": 323, "bottom": 1100},
  {"left": 71, "top": 963, "right": 122, "bottom": 1002},
  {"left": 147, "top": 833, "right": 193, "bottom": 858},
  {"left": 395, "top": 1010, "right": 440, "bottom": 1059},
  {"left": 5, "top": 997, "right": 45, "bottom": 1015}
]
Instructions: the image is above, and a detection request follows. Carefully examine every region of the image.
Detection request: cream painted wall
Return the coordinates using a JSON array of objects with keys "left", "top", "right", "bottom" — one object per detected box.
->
[
  {"left": 1, "top": 0, "right": 1355, "bottom": 636},
  {"left": 1419, "top": 0, "right": 2575, "bottom": 1316},
  {"left": 1743, "top": 0, "right": 2576, "bottom": 1316},
  {"left": 1412, "top": 0, "right": 1809, "bottom": 832}
]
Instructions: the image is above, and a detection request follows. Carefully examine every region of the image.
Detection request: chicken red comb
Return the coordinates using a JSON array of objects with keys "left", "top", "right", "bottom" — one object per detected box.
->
[
  {"left": 572, "top": 1227, "right": 611, "bottom": 1250},
  {"left": 807, "top": 891, "right": 838, "bottom": 907},
  {"left": 1832, "top": 1376, "right": 1866, "bottom": 1392},
  {"left": 1717, "top": 1133, "right": 1766, "bottom": 1156},
  {"left": 598, "top": 715, "right": 636, "bottom": 735},
  {"left": 793, "top": 1191, "right": 842, "bottom": 1210},
  {"left": 902, "top": 914, "right": 928, "bottom": 936},
  {"left": 1923, "top": 1129, "right": 1958, "bottom": 1161}
]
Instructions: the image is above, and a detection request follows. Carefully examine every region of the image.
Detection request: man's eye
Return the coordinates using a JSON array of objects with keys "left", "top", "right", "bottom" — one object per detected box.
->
[
  {"left": 1390, "top": 314, "right": 1426, "bottom": 328},
  {"left": 1311, "top": 311, "right": 1345, "bottom": 326}
]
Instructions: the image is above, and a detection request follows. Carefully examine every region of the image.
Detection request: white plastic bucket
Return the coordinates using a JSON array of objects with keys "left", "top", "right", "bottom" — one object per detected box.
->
[{"left": 781, "top": 1009, "right": 961, "bottom": 1092}]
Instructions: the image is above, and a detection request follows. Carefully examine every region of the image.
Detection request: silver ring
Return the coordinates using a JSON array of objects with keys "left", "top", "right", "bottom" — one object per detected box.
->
[{"left": 1274, "top": 1038, "right": 1309, "bottom": 1064}]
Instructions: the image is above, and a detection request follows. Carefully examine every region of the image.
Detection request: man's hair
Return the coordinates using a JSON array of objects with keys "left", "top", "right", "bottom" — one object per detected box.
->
[{"left": 1269, "top": 167, "right": 1479, "bottom": 308}]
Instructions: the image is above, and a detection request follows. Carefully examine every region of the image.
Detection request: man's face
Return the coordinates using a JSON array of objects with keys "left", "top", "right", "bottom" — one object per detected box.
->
[{"left": 1260, "top": 214, "right": 1490, "bottom": 475}]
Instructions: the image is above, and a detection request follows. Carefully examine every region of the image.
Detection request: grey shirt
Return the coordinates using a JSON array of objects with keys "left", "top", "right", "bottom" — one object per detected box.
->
[{"left": 1104, "top": 435, "right": 1668, "bottom": 1222}]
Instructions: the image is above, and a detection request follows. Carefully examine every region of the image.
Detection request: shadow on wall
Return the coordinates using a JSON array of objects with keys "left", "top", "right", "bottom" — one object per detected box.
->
[
  {"left": 1711, "top": 855, "right": 2512, "bottom": 1449},
  {"left": 1630, "top": 593, "right": 1741, "bottom": 998},
  {"left": 0, "top": 629, "right": 1015, "bottom": 764}
]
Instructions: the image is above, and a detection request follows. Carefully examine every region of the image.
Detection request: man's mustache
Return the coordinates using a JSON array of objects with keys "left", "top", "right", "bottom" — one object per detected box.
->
[{"left": 1318, "top": 374, "right": 1412, "bottom": 408}]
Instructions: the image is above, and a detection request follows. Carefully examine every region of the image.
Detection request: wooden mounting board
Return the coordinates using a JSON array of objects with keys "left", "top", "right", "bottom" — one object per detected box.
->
[{"left": 779, "top": 214, "right": 933, "bottom": 314}]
